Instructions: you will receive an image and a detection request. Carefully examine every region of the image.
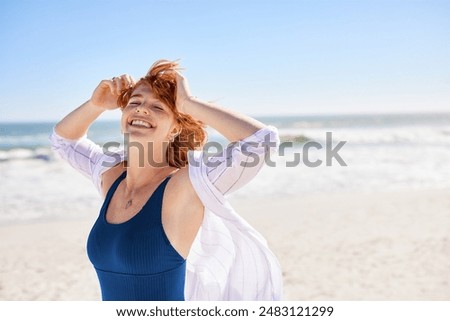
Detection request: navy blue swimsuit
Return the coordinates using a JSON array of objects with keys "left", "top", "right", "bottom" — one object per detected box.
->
[{"left": 87, "top": 171, "right": 186, "bottom": 301}]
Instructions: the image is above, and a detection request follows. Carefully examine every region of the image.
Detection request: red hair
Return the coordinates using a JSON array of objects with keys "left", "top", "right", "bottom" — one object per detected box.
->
[{"left": 118, "top": 60, "right": 207, "bottom": 168}]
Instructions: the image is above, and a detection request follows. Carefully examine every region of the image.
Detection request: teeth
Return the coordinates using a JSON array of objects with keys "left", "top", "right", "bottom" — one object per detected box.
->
[{"left": 131, "top": 119, "right": 152, "bottom": 128}]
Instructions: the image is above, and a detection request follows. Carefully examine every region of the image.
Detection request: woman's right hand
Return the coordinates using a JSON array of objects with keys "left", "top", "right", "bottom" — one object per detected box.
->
[{"left": 90, "top": 74, "right": 135, "bottom": 110}]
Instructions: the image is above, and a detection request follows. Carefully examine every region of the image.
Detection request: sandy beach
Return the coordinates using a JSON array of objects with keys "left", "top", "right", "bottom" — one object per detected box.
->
[{"left": 1, "top": 188, "right": 449, "bottom": 301}]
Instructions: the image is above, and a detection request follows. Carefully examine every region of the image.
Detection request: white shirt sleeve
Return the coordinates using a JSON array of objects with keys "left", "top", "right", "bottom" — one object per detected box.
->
[
  {"left": 48, "top": 128, "right": 125, "bottom": 195},
  {"left": 204, "top": 125, "right": 280, "bottom": 195}
]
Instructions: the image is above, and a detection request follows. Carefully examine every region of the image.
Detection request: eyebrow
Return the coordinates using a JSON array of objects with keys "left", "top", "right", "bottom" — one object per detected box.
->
[{"left": 129, "top": 93, "right": 144, "bottom": 99}]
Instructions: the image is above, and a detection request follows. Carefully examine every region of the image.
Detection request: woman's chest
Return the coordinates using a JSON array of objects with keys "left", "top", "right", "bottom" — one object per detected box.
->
[
  {"left": 87, "top": 213, "right": 185, "bottom": 274},
  {"left": 105, "top": 190, "right": 151, "bottom": 224}
]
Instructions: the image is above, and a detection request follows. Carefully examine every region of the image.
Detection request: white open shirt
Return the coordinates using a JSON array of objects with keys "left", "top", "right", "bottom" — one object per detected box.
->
[{"left": 49, "top": 125, "right": 283, "bottom": 300}]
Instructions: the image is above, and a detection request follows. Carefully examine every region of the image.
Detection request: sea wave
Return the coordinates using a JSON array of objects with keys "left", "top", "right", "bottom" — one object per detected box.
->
[
  {"left": 278, "top": 125, "right": 450, "bottom": 145},
  {"left": 0, "top": 148, "right": 53, "bottom": 162}
]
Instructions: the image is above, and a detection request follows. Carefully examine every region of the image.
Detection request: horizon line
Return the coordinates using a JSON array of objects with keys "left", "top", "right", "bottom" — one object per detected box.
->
[{"left": 1, "top": 109, "right": 450, "bottom": 124}]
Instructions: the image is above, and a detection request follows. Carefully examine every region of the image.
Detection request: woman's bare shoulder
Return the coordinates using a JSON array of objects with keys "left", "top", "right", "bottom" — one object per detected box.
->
[
  {"left": 168, "top": 166, "right": 201, "bottom": 203},
  {"left": 100, "top": 161, "right": 127, "bottom": 197}
]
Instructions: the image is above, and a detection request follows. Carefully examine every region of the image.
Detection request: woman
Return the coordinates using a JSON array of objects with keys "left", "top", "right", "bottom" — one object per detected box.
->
[{"left": 50, "top": 60, "right": 282, "bottom": 301}]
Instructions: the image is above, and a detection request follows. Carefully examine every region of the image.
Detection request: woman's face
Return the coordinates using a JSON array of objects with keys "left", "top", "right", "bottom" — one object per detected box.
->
[{"left": 120, "top": 83, "right": 178, "bottom": 144}]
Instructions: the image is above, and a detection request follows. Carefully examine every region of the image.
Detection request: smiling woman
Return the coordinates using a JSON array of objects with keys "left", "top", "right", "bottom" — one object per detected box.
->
[
  {"left": 49, "top": 59, "right": 282, "bottom": 301},
  {"left": 117, "top": 66, "right": 207, "bottom": 169}
]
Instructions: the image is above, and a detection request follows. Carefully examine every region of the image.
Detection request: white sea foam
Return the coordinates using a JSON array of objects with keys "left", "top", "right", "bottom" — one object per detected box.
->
[
  {"left": 279, "top": 125, "right": 450, "bottom": 145},
  {"left": 0, "top": 159, "right": 101, "bottom": 224}
]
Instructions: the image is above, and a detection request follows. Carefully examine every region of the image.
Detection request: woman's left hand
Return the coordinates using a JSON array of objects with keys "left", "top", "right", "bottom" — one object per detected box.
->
[{"left": 175, "top": 71, "right": 192, "bottom": 114}]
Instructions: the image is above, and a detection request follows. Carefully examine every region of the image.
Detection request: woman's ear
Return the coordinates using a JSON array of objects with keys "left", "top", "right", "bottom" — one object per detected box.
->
[
  {"left": 168, "top": 125, "right": 181, "bottom": 141},
  {"left": 170, "top": 123, "right": 181, "bottom": 136}
]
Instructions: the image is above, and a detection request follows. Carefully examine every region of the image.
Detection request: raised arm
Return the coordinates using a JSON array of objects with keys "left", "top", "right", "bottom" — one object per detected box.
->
[
  {"left": 50, "top": 75, "right": 134, "bottom": 195},
  {"left": 176, "top": 72, "right": 266, "bottom": 142},
  {"left": 176, "top": 72, "right": 279, "bottom": 196},
  {"left": 55, "top": 75, "right": 134, "bottom": 139}
]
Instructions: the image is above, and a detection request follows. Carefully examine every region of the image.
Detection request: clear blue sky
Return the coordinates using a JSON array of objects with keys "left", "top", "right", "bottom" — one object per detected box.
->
[{"left": 1, "top": 0, "right": 449, "bottom": 122}]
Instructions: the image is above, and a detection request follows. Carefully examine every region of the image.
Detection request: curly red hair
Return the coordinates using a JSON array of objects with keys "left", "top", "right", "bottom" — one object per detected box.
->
[{"left": 118, "top": 60, "right": 207, "bottom": 168}]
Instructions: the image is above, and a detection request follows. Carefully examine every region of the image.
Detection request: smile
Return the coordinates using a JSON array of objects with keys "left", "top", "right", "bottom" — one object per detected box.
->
[{"left": 128, "top": 118, "right": 155, "bottom": 129}]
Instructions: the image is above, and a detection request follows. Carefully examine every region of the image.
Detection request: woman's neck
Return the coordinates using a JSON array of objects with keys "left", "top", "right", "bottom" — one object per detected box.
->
[{"left": 124, "top": 145, "right": 176, "bottom": 191}]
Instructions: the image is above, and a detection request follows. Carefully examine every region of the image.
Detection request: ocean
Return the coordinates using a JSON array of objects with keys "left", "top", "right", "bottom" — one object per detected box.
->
[{"left": 1, "top": 112, "right": 449, "bottom": 224}]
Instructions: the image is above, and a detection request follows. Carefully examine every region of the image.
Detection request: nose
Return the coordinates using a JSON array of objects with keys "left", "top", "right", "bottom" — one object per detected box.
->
[{"left": 135, "top": 106, "right": 149, "bottom": 115}]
